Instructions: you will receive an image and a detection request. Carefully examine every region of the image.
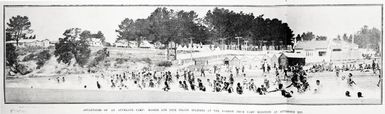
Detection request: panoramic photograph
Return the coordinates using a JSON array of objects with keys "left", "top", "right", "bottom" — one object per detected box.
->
[{"left": 3, "top": 5, "right": 382, "bottom": 104}]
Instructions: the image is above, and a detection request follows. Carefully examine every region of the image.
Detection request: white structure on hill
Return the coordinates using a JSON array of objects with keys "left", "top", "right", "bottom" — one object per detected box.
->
[
  {"left": 129, "top": 40, "right": 154, "bottom": 48},
  {"left": 138, "top": 40, "right": 154, "bottom": 48},
  {"left": 128, "top": 41, "right": 138, "bottom": 48},
  {"left": 293, "top": 39, "right": 362, "bottom": 63},
  {"left": 114, "top": 39, "right": 129, "bottom": 48},
  {"left": 153, "top": 41, "right": 165, "bottom": 49},
  {"left": 113, "top": 40, "right": 154, "bottom": 48},
  {"left": 88, "top": 38, "right": 103, "bottom": 47}
]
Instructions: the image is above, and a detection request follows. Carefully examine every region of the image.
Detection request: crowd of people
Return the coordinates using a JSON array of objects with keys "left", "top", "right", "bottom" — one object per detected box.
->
[
  {"left": 307, "top": 60, "right": 380, "bottom": 74},
  {"left": 46, "top": 57, "right": 380, "bottom": 99},
  {"left": 73, "top": 62, "right": 353, "bottom": 99}
]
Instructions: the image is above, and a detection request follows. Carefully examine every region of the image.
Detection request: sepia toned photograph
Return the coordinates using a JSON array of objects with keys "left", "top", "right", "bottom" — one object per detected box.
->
[{"left": 3, "top": 5, "right": 382, "bottom": 105}]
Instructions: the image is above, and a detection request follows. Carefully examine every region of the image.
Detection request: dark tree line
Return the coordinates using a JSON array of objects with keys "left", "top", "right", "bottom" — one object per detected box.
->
[
  {"left": 294, "top": 32, "right": 327, "bottom": 42},
  {"left": 205, "top": 8, "right": 293, "bottom": 46},
  {"left": 116, "top": 7, "right": 209, "bottom": 47},
  {"left": 116, "top": 7, "right": 294, "bottom": 47}
]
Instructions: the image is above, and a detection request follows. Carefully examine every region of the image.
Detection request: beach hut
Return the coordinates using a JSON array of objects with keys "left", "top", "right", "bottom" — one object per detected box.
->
[
  {"left": 224, "top": 57, "right": 230, "bottom": 65},
  {"left": 230, "top": 56, "right": 241, "bottom": 67},
  {"left": 270, "top": 54, "right": 279, "bottom": 66},
  {"left": 278, "top": 53, "right": 306, "bottom": 68}
]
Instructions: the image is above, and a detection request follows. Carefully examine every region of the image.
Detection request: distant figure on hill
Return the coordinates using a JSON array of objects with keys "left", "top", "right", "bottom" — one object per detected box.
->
[
  {"left": 96, "top": 81, "right": 101, "bottom": 89},
  {"left": 372, "top": 60, "right": 376, "bottom": 74},
  {"left": 377, "top": 75, "right": 382, "bottom": 87}
]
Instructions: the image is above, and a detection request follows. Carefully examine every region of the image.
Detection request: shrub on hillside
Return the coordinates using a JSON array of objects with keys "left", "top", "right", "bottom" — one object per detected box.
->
[
  {"left": 17, "top": 46, "right": 46, "bottom": 56},
  {"left": 141, "top": 58, "right": 152, "bottom": 64},
  {"left": 23, "top": 53, "right": 36, "bottom": 62},
  {"left": 6, "top": 44, "right": 18, "bottom": 75},
  {"left": 36, "top": 50, "right": 51, "bottom": 69},
  {"left": 88, "top": 48, "right": 109, "bottom": 67},
  {"left": 16, "top": 64, "right": 32, "bottom": 75},
  {"left": 104, "top": 61, "right": 111, "bottom": 67},
  {"left": 115, "top": 58, "right": 129, "bottom": 65},
  {"left": 157, "top": 61, "right": 172, "bottom": 67},
  {"left": 157, "top": 52, "right": 164, "bottom": 55},
  {"left": 21, "top": 50, "right": 52, "bottom": 69}
]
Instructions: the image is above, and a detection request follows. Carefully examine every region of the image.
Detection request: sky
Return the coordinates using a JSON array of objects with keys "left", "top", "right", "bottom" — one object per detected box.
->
[{"left": 4, "top": 5, "right": 382, "bottom": 43}]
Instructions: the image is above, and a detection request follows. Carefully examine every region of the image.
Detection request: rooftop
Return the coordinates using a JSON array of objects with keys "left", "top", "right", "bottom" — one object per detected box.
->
[
  {"left": 294, "top": 40, "right": 358, "bottom": 50},
  {"left": 294, "top": 40, "right": 330, "bottom": 49},
  {"left": 281, "top": 53, "right": 305, "bottom": 58}
]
